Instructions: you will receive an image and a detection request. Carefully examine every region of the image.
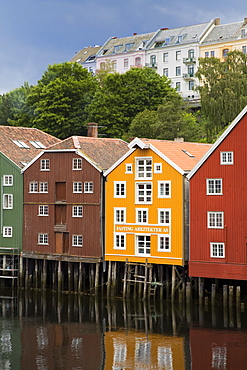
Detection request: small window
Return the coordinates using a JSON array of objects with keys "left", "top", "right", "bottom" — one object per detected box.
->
[
  {"left": 12, "top": 140, "right": 30, "bottom": 149},
  {"left": 3, "top": 175, "right": 13, "bottom": 186},
  {"left": 136, "top": 183, "right": 152, "bottom": 203},
  {"left": 84, "top": 182, "right": 93, "bottom": 193},
  {"left": 72, "top": 235, "right": 83, "bottom": 247},
  {"left": 73, "top": 158, "right": 82, "bottom": 170},
  {"left": 39, "top": 182, "right": 48, "bottom": 193},
  {"left": 163, "top": 52, "right": 168, "bottom": 62},
  {"left": 124, "top": 58, "right": 128, "bottom": 68},
  {"left": 176, "top": 82, "right": 181, "bottom": 91},
  {"left": 177, "top": 35, "right": 183, "bottom": 43},
  {"left": 220, "top": 151, "right": 233, "bottom": 165},
  {"left": 136, "top": 158, "right": 152, "bottom": 179},
  {"left": 135, "top": 57, "right": 141, "bottom": 66},
  {"left": 125, "top": 164, "right": 133, "bottom": 173},
  {"left": 72, "top": 206, "right": 83, "bottom": 217},
  {"left": 39, "top": 205, "right": 49, "bottom": 216},
  {"left": 207, "top": 179, "right": 222, "bottom": 195},
  {"left": 136, "top": 209, "right": 148, "bottom": 224},
  {"left": 150, "top": 55, "right": 156, "bottom": 66},
  {"left": 188, "top": 49, "right": 194, "bottom": 58},
  {"left": 73, "top": 182, "right": 82, "bottom": 193},
  {"left": 113, "top": 60, "right": 117, "bottom": 70},
  {"left": 136, "top": 235, "right": 151, "bottom": 255},
  {"left": 158, "top": 235, "right": 170, "bottom": 252},
  {"left": 158, "top": 181, "right": 171, "bottom": 198},
  {"left": 205, "top": 51, "right": 209, "bottom": 58},
  {"left": 40, "top": 159, "right": 50, "bottom": 171},
  {"left": 189, "top": 80, "right": 194, "bottom": 90},
  {"left": 38, "top": 233, "right": 48, "bottom": 245},
  {"left": 29, "top": 182, "right": 38, "bottom": 193},
  {"left": 3, "top": 194, "right": 13, "bottom": 209},
  {"left": 114, "top": 182, "right": 126, "bottom": 198},
  {"left": 208, "top": 212, "right": 224, "bottom": 229},
  {"left": 114, "top": 208, "right": 126, "bottom": 223},
  {"left": 210, "top": 242, "right": 225, "bottom": 258},
  {"left": 158, "top": 209, "right": 171, "bottom": 225},
  {"left": 222, "top": 49, "right": 229, "bottom": 58},
  {"left": 242, "top": 46, "right": 246, "bottom": 54},
  {"left": 3, "top": 226, "right": 12, "bottom": 237},
  {"left": 163, "top": 68, "right": 168, "bottom": 77},
  {"left": 114, "top": 233, "right": 126, "bottom": 249},
  {"left": 29, "top": 141, "right": 46, "bottom": 148},
  {"left": 176, "top": 51, "right": 181, "bottom": 61},
  {"left": 176, "top": 66, "right": 181, "bottom": 76},
  {"left": 154, "top": 163, "right": 162, "bottom": 173},
  {"left": 211, "top": 50, "right": 215, "bottom": 57}
]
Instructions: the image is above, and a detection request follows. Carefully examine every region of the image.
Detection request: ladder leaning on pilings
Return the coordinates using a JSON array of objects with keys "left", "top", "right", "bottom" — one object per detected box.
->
[{"left": 0, "top": 247, "right": 20, "bottom": 288}]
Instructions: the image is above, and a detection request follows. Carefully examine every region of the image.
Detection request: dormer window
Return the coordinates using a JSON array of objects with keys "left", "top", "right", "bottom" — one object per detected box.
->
[
  {"left": 113, "top": 45, "right": 122, "bottom": 53},
  {"left": 241, "top": 29, "right": 246, "bottom": 38},
  {"left": 178, "top": 35, "right": 183, "bottom": 43},
  {"left": 12, "top": 140, "right": 30, "bottom": 149}
]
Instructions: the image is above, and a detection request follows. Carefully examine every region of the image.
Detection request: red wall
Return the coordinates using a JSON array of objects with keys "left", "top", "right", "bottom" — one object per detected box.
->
[{"left": 189, "top": 114, "right": 247, "bottom": 279}]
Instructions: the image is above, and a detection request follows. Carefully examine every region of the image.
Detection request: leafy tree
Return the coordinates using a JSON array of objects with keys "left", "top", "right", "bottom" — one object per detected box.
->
[
  {"left": 27, "top": 62, "right": 99, "bottom": 139},
  {"left": 196, "top": 50, "right": 247, "bottom": 140},
  {"left": 87, "top": 67, "right": 174, "bottom": 138}
]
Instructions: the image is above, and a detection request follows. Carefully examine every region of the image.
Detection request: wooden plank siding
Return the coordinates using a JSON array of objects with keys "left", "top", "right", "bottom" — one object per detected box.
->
[
  {"left": 105, "top": 147, "right": 185, "bottom": 266},
  {"left": 23, "top": 151, "right": 102, "bottom": 258},
  {"left": 189, "top": 108, "right": 247, "bottom": 280}
]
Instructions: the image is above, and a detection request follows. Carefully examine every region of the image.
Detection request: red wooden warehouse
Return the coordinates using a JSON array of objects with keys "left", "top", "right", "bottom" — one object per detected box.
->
[{"left": 188, "top": 106, "right": 247, "bottom": 280}]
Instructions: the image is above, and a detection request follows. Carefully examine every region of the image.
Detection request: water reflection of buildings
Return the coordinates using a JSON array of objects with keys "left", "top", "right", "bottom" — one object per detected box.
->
[
  {"left": 190, "top": 328, "right": 247, "bottom": 370},
  {"left": 104, "top": 330, "right": 185, "bottom": 370}
]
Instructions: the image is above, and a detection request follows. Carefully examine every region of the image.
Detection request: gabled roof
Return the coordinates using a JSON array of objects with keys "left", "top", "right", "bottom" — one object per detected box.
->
[
  {"left": 70, "top": 45, "right": 101, "bottom": 63},
  {"left": 44, "top": 136, "right": 129, "bottom": 171},
  {"left": 97, "top": 32, "right": 155, "bottom": 57},
  {"left": 187, "top": 105, "right": 247, "bottom": 179},
  {"left": 147, "top": 21, "right": 214, "bottom": 49},
  {"left": 201, "top": 21, "right": 244, "bottom": 45},
  {"left": 0, "top": 126, "right": 60, "bottom": 169},
  {"left": 104, "top": 137, "right": 212, "bottom": 176}
]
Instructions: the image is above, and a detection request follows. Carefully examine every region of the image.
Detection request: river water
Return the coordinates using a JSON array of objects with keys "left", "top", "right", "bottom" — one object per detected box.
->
[{"left": 0, "top": 289, "right": 247, "bottom": 369}]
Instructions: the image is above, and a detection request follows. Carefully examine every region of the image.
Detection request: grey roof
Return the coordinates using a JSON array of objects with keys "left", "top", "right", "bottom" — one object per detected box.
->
[
  {"left": 70, "top": 46, "right": 101, "bottom": 63},
  {"left": 201, "top": 21, "right": 246, "bottom": 45},
  {"left": 97, "top": 32, "right": 155, "bottom": 57},
  {"left": 148, "top": 22, "right": 212, "bottom": 48}
]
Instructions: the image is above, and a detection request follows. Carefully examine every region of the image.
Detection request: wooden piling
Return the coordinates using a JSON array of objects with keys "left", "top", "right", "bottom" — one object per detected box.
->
[
  {"left": 34, "top": 259, "right": 38, "bottom": 289},
  {"left": 57, "top": 261, "right": 62, "bottom": 293},
  {"left": 171, "top": 266, "right": 175, "bottom": 303},
  {"left": 123, "top": 261, "right": 127, "bottom": 299},
  {"left": 95, "top": 262, "right": 100, "bottom": 296},
  {"left": 211, "top": 283, "right": 216, "bottom": 306},
  {"left": 25, "top": 258, "right": 29, "bottom": 289},
  {"left": 42, "top": 259, "right": 46, "bottom": 291},
  {"left": 78, "top": 262, "right": 82, "bottom": 293},
  {"left": 186, "top": 282, "right": 191, "bottom": 305},
  {"left": 19, "top": 255, "right": 23, "bottom": 289},
  {"left": 68, "top": 262, "right": 72, "bottom": 292},
  {"left": 229, "top": 285, "right": 233, "bottom": 309},
  {"left": 199, "top": 278, "right": 204, "bottom": 305},
  {"left": 107, "top": 261, "right": 111, "bottom": 298},
  {"left": 111, "top": 262, "right": 117, "bottom": 297},
  {"left": 143, "top": 263, "right": 148, "bottom": 300}
]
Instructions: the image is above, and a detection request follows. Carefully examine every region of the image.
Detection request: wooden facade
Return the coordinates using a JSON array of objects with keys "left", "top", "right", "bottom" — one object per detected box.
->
[
  {"left": 23, "top": 150, "right": 102, "bottom": 258},
  {"left": 188, "top": 106, "right": 247, "bottom": 280},
  {"left": 104, "top": 138, "right": 211, "bottom": 266}
]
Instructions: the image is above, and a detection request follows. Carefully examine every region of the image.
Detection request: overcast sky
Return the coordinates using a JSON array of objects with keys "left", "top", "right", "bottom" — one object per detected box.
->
[{"left": 0, "top": 0, "right": 247, "bottom": 94}]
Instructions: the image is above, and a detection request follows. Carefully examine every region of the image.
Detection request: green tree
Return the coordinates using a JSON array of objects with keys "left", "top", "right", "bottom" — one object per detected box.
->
[
  {"left": 87, "top": 67, "right": 173, "bottom": 138},
  {"left": 196, "top": 50, "right": 247, "bottom": 140},
  {"left": 27, "top": 62, "right": 99, "bottom": 139}
]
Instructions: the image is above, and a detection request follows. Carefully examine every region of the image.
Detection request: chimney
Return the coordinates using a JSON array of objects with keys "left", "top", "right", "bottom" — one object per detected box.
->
[
  {"left": 87, "top": 122, "right": 98, "bottom": 138},
  {"left": 244, "top": 18, "right": 247, "bottom": 24},
  {"left": 160, "top": 27, "right": 169, "bottom": 30},
  {"left": 215, "top": 18, "right": 220, "bottom": 25},
  {"left": 133, "top": 32, "right": 137, "bottom": 36},
  {"left": 174, "top": 137, "right": 184, "bottom": 142}
]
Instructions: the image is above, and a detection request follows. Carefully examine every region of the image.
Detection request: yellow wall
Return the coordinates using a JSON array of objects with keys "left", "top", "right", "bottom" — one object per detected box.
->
[
  {"left": 105, "top": 148, "right": 184, "bottom": 265},
  {"left": 200, "top": 39, "right": 247, "bottom": 61}
]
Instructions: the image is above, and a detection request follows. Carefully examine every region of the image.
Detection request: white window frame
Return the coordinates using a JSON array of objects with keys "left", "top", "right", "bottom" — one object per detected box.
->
[
  {"left": 72, "top": 235, "right": 83, "bottom": 247},
  {"left": 72, "top": 206, "right": 83, "bottom": 217},
  {"left": 136, "top": 183, "right": 152, "bottom": 204},
  {"left": 114, "top": 233, "right": 126, "bottom": 249},
  {"left": 73, "top": 158, "right": 82, "bottom": 170},
  {"left": 29, "top": 182, "right": 38, "bottom": 193},
  {"left": 38, "top": 233, "right": 49, "bottom": 245},
  {"left": 84, "top": 182, "right": 93, "bottom": 193},
  {"left": 220, "top": 151, "right": 233, "bottom": 165},
  {"left": 3, "top": 226, "right": 12, "bottom": 237},
  {"left": 73, "top": 182, "right": 82, "bottom": 193},
  {"left": 136, "top": 235, "right": 151, "bottom": 256},
  {"left": 136, "top": 208, "right": 148, "bottom": 224},
  {"left": 158, "top": 235, "right": 171, "bottom": 252},
  {"left": 207, "top": 212, "right": 224, "bottom": 229},
  {"left": 125, "top": 163, "right": 133, "bottom": 173},
  {"left": 38, "top": 205, "right": 49, "bottom": 216},
  {"left": 136, "top": 157, "right": 152, "bottom": 180},
  {"left": 3, "top": 194, "right": 13, "bottom": 209},
  {"left": 40, "top": 159, "right": 50, "bottom": 171},
  {"left": 154, "top": 163, "right": 162, "bottom": 174},
  {"left": 3, "top": 175, "right": 13, "bottom": 186},
  {"left": 114, "top": 208, "right": 126, "bottom": 224},
  {"left": 210, "top": 242, "right": 225, "bottom": 258},
  {"left": 163, "top": 52, "right": 168, "bottom": 62},
  {"left": 158, "top": 181, "right": 171, "bottom": 198},
  {"left": 39, "top": 182, "right": 48, "bottom": 193},
  {"left": 206, "top": 179, "right": 222, "bottom": 195},
  {"left": 158, "top": 209, "right": 171, "bottom": 225},
  {"left": 114, "top": 181, "right": 126, "bottom": 198}
]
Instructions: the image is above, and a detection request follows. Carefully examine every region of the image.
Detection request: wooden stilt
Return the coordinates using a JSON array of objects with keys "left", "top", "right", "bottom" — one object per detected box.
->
[
  {"left": 133, "top": 265, "right": 138, "bottom": 300},
  {"left": 199, "top": 278, "right": 204, "bottom": 305},
  {"left": 148, "top": 265, "right": 153, "bottom": 300},
  {"left": 211, "top": 283, "right": 216, "bottom": 306},
  {"left": 68, "top": 262, "right": 72, "bottom": 292},
  {"left": 107, "top": 261, "right": 112, "bottom": 298},
  {"left": 186, "top": 282, "right": 191, "bottom": 305},
  {"left": 42, "top": 259, "right": 46, "bottom": 291},
  {"left": 25, "top": 258, "right": 29, "bottom": 289},
  {"left": 143, "top": 263, "right": 148, "bottom": 300},
  {"left": 57, "top": 261, "right": 62, "bottom": 293},
  {"left": 223, "top": 285, "right": 228, "bottom": 307},
  {"left": 111, "top": 262, "right": 116, "bottom": 297},
  {"left": 95, "top": 262, "right": 100, "bottom": 296},
  {"left": 171, "top": 266, "right": 175, "bottom": 303},
  {"left": 78, "top": 262, "right": 82, "bottom": 293},
  {"left": 34, "top": 259, "right": 38, "bottom": 289},
  {"left": 159, "top": 265, "right": 164, "bottom": 301},
  {"left": 74, "top": 263, "right": 78, "bottom": 293},
  {"left": 19, "top": 255, "right": 23, "bottom": 289},
  {"left": 123, "top": 261, "right": 127, "bottom": 299},
  {"left": 166, "top": 266, "right": 169, "bottom": 300}
]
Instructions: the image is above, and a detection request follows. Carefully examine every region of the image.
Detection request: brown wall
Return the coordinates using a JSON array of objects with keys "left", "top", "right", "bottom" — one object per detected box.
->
[{"left": 23, "top": 151, "right": 102, "bottom": 258}]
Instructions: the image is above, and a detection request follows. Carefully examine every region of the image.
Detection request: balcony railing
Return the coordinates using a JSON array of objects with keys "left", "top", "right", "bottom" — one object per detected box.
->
[
  {"left": 183, "top": 57, "right": 196, "bottom": 64},
  {"left": 145, "top": 63, "right": 157, "bottom": 68},
  {"left": 183, "top": 73, "right": 195, "bottom": 79}
]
